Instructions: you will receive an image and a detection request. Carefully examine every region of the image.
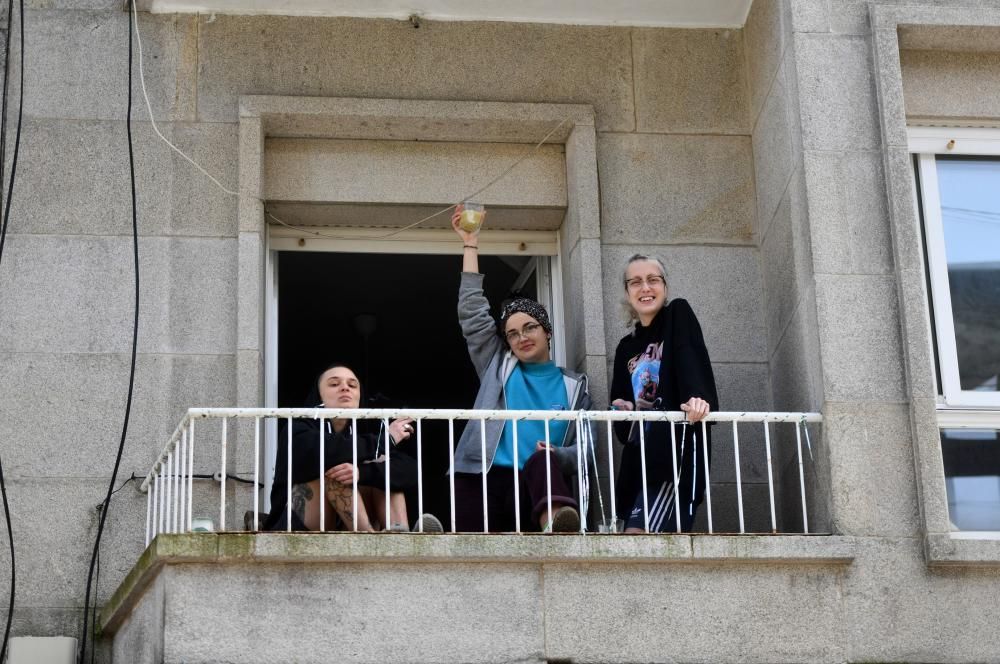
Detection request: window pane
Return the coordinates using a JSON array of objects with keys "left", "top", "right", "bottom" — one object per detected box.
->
[
  {"left": 936, "top": 157, "right": 1000, "bottom": 393},
  {"left": 941, "top": 427, "right": 1000, "bottom": 531}
]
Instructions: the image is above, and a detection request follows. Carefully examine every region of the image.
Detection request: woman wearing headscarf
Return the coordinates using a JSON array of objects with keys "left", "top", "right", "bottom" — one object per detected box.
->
[{"left": 451, "top": 206, "right": 592, "bottom": 533}]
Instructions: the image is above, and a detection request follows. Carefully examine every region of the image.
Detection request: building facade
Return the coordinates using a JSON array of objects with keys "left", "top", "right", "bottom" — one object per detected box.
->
[{"left": 0, "top": 0, "right": 998, "bottom": 662}]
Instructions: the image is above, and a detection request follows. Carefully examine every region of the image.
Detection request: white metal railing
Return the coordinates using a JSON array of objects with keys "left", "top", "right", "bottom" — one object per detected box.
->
[{"left": 140, "top": 409, "right": 822, "bottom": 546}]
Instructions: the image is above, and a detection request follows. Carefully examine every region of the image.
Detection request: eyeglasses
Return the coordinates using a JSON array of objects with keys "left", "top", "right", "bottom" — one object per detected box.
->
[
  {"left": 505, "top": 322, "right": 543, "bottom": 343},
  {"left": 625, "top": 275, "right": 665, "bottom": 290}
]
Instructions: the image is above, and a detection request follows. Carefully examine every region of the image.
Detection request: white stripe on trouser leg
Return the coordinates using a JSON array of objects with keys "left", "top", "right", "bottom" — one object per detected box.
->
[
  {"left": 650, "top": 483, "right": 675, "bottom": 533},
  {"left": 653, "top": 491, "right": 675, "bottom": 533},
  {"left": 645, "top": 482, "right": 668, "bottom": 530}
]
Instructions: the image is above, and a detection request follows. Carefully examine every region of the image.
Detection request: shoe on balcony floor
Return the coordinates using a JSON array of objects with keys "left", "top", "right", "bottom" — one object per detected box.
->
[
  {"left": 412, "top": 513, "right": 444, "bottom": 533},
  {"left": 543, "top": 506, "right": 580, "bottom": 533}
]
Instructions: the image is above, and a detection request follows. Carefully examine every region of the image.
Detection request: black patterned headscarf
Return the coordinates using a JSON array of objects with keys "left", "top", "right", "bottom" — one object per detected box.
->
[{"left": 499, "top": 297, "right": 553, "bottom": 340}]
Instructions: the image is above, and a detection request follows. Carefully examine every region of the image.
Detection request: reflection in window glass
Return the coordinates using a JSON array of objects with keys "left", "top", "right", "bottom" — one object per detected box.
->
[
  {"left": 941, "top": 428, "right": 1000, "bottom": 531},
  {"left": 936, "top": 157, "right": 1000, "bottom": 393}
]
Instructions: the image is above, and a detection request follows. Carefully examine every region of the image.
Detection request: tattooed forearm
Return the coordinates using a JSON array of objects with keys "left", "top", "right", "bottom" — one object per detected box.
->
[{"left": 291, "top": 483, "right": 313, "bottom": 522}]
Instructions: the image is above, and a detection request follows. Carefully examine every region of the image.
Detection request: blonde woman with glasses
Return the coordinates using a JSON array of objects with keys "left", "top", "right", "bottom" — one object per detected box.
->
[{"left": 609, "top": 254, "right": 719, "bottom": 533}]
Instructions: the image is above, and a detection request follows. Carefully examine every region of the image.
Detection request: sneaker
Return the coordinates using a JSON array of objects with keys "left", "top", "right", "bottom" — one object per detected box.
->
[
  {"left": 412, "top": 513, "right": 444, "bottom": 533},
  {"left": 543, "top": 506, "right": 580, "bottom": 533},
  {"left": 386, "top": 522, "right": 410, "bottom": 533}
]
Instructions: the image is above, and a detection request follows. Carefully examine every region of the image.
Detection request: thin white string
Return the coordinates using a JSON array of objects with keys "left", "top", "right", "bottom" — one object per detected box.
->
[
  {"left": 131, "top": 9, "right": 569, "bottom": 240},
  {"left": 132, "top": 7, "right": 239, "bottom": 197}
]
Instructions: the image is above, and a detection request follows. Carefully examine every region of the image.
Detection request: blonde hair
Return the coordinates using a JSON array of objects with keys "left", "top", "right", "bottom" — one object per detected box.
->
[{"left": 620, "top": 253, "right": 669, "bottom": 326}]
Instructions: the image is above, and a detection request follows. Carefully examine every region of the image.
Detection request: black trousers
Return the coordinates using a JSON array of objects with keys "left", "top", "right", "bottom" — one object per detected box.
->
[{"left": 454, "top": 448, "right": 578, "bottom": 532}]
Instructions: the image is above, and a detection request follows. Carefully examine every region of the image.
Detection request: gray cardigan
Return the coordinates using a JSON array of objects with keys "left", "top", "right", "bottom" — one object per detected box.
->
[{"left": 454, "top": 272, "right": 592, "bottom": 475}]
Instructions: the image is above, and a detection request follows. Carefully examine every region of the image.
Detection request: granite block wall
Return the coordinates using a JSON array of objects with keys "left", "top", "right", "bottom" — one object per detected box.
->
[
  {"left": 3, "top": 1, "right": 999, "bottom": 662},
  {"left": 0, "top": 5, "right": 773, "bottom": 646}
]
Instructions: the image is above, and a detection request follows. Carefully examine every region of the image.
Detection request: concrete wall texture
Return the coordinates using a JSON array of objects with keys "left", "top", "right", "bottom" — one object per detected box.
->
[{"left": 0, "top": 0, "right": 998, "bottom": 661}]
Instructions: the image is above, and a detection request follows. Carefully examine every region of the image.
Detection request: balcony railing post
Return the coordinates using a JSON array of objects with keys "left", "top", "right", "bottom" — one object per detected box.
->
[
  {"left": 480, "top": 418, "right": 488, "bottom": 533},
  {"left": 638, "top": 414, "right": 649, "bottom": 533},
  {"left": 512, "top": 419, "right": 520, "bottom": 534},
  {"left": 733, "top": 421, "right": 745, "bottom": 534},
  {"left": 286, "top": 417, "right": 292, "bottom": 532},
  {"left": 448, "top": 418, "right": 456, "bottom": 533},
  {"left": 701, "top": 420, "right": 713, "bottom": 534},
  {"left": 763, "top": 419, "right": 777, "bottom": 533},
  {"left": 146, "top": 475, "right": 154, "bottom": 546},
  {"left": 173, "top": 447, "right": 181, "bottom": 533},
  {"left": 319, "top": 415, "right": 325, "bottom": 533},
  {"left": 220, "top": 418, "right": 228, "bottom": 532},
  {"left": 178, "top": 430, "right": 186, "bottom": 534},
  {"left": 145, "top": 477, "right": 152, "bottom": 546},
  {"left": 187, "top": 419, "right": 194, "bottom": 532},
  {"left": 544, "top": 418, "right": 552, "bottom": 532},
  {"left": 383, "top": 417, "right": 391, "bottom": 532},
  {"left": 157, "top": 468, "right": 165, "bottom": 537},
  {"left": 606, "top": 420, "right": 617, "bottom": 531},
  {"left": 796, "top": 421, "right": 809, "bottom": 534},
  {"left": 576, "top": 415, "right": 584, "bottom": 534},
  {"left": 253, "top": 417, "right": 260, "bottom": 531},
  {"left": 669, "top": 420, "right": 681, "bottom": 533},
  {"left": 352, "top": 418, "right": 358, "bottom": 532},
  {"left": 416, "top": 419, "right": 424, "bottom": 532},
  {"left": 165, "top": 450, "right": 173, "bottom": 534}
]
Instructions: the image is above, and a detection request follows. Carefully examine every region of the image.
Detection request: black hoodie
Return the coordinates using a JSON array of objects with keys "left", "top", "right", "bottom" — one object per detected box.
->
[
  {"left": 264, "top": 385, "right": 418, "bottom": 530},
  {"left": 610, "top": 298, "right": 720, "bottom": 523}
]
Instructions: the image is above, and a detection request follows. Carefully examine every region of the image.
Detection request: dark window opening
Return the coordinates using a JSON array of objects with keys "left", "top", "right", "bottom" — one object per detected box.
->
[{"left": 276, "top": 250, "right": 536, "bottom": 522}]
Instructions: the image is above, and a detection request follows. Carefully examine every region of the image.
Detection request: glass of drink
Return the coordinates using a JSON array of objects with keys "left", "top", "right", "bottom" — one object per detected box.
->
[{"left": 459, "top": 201, "right": 486, "bottom": 233}]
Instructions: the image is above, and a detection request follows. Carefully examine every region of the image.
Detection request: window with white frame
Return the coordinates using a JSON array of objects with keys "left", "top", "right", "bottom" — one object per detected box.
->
[
  {"left": 911, "top": 127, "right": 1000, "bottom": 533},
  {"left": 911, "top": 128, "right": 1000, "bottom": 408}
]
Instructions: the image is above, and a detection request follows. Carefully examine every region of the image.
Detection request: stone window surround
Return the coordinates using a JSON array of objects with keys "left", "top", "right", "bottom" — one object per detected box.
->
[
  {"left": 233, "top": 96, "right": 612, "bottom": 505},
  {"left": 872, "top": 4, "right": 1000, "bottom": 565},
  {"left": 234, "top": 96, "right": 606, "bottom": 410}
]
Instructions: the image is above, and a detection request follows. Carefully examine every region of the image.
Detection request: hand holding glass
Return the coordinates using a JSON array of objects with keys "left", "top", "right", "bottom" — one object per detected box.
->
[{"left": 458, "top": 201, "right": 486, "bottom": 233}]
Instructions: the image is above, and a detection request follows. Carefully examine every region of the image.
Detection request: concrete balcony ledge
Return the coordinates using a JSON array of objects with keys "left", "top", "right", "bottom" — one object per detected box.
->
[{"left": 101, "top": 532, "right": 855, "bottom": 635}]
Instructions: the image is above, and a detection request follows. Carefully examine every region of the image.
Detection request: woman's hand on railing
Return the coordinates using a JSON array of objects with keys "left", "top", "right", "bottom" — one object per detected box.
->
[
  {"left": 680, "top": 397, "right": 711, "bottom": 423},
  {"left": 610, "top": 399, "right": 634, "bottom": 411},
  {"left": 325, "top": 462, "right": 358, "bottom": 486},
  {"left": 388, "top": 418, "right": 415, "bottom": 444}
]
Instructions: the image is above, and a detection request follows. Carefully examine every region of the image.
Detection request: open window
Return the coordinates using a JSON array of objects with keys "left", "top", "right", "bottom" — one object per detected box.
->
[
  {"left": 260, "top": 229, "right": 562, "bottom": 514},
  {"left": 911, "top": 129, "right": 1000, "bottom": 408}
]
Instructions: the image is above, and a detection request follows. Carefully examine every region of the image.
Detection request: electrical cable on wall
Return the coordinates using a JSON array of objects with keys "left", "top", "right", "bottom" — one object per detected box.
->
[
  {"left": 78, "top": 0, "right": 140, "bottom": 660},
  {"left": 0, "top": 0, "right": 25, "bottom": 660}
]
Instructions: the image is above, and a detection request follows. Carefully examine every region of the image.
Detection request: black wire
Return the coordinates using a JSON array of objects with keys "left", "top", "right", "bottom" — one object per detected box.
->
[
  {"left": 98, "top": 473, "right": 138, "bottom": 509},
  {"left": 0, "top": 1, "right": 23, "bottom": 660},
  {"left": 190, "top": 473, "right": 263, "bottom": 487},
  {"left": 89, "top": 545, "right": 100, "bottom": 664},
  {"left": 0, "top": 0, "right": 13, "bottom": 196},
  {"left": 79, "top": 2, "right": 139, "bottom": 660}
]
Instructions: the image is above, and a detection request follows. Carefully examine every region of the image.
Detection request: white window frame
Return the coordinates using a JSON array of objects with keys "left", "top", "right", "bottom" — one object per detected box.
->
[{"left": 909, "top": 126, "right": 1000, "bottom": 409}]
